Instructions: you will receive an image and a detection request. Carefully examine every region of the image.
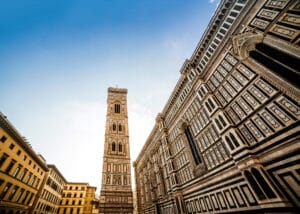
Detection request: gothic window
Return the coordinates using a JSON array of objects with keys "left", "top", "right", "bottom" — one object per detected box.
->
[
  {"left": 249, "top": 43, "right": 300, "bottom": 87},
  {"left": 119, "top": 124, "right": 122, "bottom": 131},
  {"left": 184, "top": 126, "right": 202, "bottom": 165},
  {"left": 114, "top": 104, "right": 121, "bottom": 113},
  {"left": 112, "top": 142, "right": 116, "bottom": 152},
  {"left": 219, "top": 115, "right": 227, "bottom": 127},
  {"left": 244, "top": 170, "right": 266, "bottom": 200},
  {"left": 205, "top": 102, "right": 212, "bottom": 112},
  {"left": 119, "top": 144, "right": 122, "bottom": 152},
  {"left": 208, "top": 98, "right": 216, "bottom": 109},
  {"left": 225, "top": 136, "right": 234, "bottom": 150},
  {"left": 215, "top": 119, "right": 222, "bottom": 130},
  {"left": 112, "top": 123, "right": 116, "bottom": 131},
  {"left": 251, "top": 168, "right": 276, "bottom": 199},
  {"left": 229, "top": 133, "right": 240, "bottom": 147}
]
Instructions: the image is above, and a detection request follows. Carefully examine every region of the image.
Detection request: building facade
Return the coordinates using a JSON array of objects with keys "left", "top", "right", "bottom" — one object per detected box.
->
[
  {"left": 99, "top": 87, "right": 134, "bottom": 213},
  {"left": 31, "top": 164, "right": 67, "bottom": 214},
  {"left": 58, "top": 182, "right": 89, "bottom": 214},
  {"left": 83, "top": 186, "right": 98, "bottom": 214},
  {"left": 134, "top": 0, "right": 300, "bottom": 213},
  {"left": 0, "top": 112, "right": 48, "bottom": 213}
]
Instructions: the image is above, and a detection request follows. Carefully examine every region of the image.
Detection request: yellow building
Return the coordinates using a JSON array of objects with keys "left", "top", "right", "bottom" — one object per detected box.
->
[
  {"left": 0, "top": 112, "right": 48, "bottom": 213},
  {"left": 83, "top": 186, "right": 98, "bottom": 214},
  {"left": 31, "top": 164, "right": 67, "bottom": 214},
  {"left": 58, "top": 182, "right": 98, "bottom": 214}
]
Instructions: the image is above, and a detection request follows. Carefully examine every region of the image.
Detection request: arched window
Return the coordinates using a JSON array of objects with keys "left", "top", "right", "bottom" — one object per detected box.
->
[
  {"left": 184, "top": 126, "right": 202, "bottom": 165},
  {"left": 244, "top": 170, "right": 266, "bottom": 200},
  {"left": 119, "top": 144, "right": 122, "bottom": 152},
  {"left": 219, "top": 115, "right": 227, "bottom": 127},
  {"left": 208, "top": 98, "right": 215, "bottom": 109},
  {"left": 112, "top": 142, "right": 116, "bottom": 152},
  {"left": 114, "top": 104, "right": 120, "bottom": 113},
  {"left": 119, "top": 124, "right": 122, "bottom": 131},
  {"left": 229, "top": 133, "right": 239, "bottom": 147},
  {"left": 225, "top": 136, "right": 234, "bottom": 150},
  {"left": 251, "top": 168, "right": 276, "bottom": 199},
  {"left": 112, "top": 124, "right": 116, "bottom": 131},
  {"left": 249, "top": 43, "right": 300, "bottom": 87},
  {"left": 205, "top": 102, "right": 212, "bottom": 112},
  {"left": 215, "top": 119, "right": 222, "bottom": 130}
]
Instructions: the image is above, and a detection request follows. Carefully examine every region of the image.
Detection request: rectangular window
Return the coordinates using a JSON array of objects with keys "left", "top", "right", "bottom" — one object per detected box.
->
[
  {"left": 229, "top": 11, "right": 238, "bottom": 17},
  {"left": 223, "top": 23, "right": 230, "bottom": 29},
  {"left": 25, "top": 172, "right": 32, "bottom": 184},
  {"left": 114, "top": 104, "right": 121, "bottom": 113},
  {"left": 8, "top": 186, "right": 19, "bottom": 201},
  {"left": 216, "top": 33, "right": 223, "bottom": 40},
  {"left": 227, "top": 17, "right": 234, "bottom": 24},
  {"left": 21, "top": 191, "right": 30, "bottom": 204},
  {"left": 5, "top": 159, "right": 16, "bottom": 174},
  {"left": 26, "top": 193, "right": 34, "bottom": 205},
  {"left": 16, "top": 188, "right": 24, "bottom": 202},
  {"left": 0, "top": 153, "right": 9, "bottom": 168},
  {"left": 233, "top": 5, "right": 243, "bottom": 11},
  {"left": 0, "top": 135, "right": 7, "bottom": 143},
  {"left": 0, "top": 183, "right": 12, "bottom": 200},
  {"left": 35, "top": 178, "right": 40, "bottom": 188},
  {"left": 219, "top": 28, "right": 227, "bottom": 35},
  {"left": 185, "top": 127, "right": 202, "bottom": 165},
  {"left": 13, "top": 165, "right": 22, "bottom": 177},
  {"left": 9, "top": 143, "right": 15, "bottom": 150},
  {"left": 19, "top": 168, "right": 28, "bottom": 181}
]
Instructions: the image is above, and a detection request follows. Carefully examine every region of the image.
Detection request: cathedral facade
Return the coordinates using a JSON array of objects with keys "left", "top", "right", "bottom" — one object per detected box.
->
[
  {"left": 134, "top": 0, "right": 300, "bottom": 213},
  {"left": 99, "top": 87, "right": 134, "bottom": 214}
]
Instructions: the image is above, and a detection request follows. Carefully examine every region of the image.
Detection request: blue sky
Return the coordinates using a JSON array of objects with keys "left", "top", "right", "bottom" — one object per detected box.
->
[{"left": 0, "top": 0, "right": 220, "bottom": 190}]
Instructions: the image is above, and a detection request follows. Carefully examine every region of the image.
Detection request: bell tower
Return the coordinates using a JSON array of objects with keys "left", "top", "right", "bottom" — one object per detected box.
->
[{"left": 99, "top": 87, "right": 133, "bottom": 214}]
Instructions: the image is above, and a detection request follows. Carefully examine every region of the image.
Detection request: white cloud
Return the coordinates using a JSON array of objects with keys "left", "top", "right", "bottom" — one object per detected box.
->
[{"left": 209, "top": 0, "right": 215, "bottom": 3}]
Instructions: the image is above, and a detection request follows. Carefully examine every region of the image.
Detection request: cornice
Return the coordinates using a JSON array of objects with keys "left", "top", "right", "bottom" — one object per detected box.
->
[
  {"left": 190, "top": 0, "right": 233, "bottom": 67},
  {"left": 0, "top": 112, "right": 48, "bottom": 171},
  {"left": 47, "top": 164, "right": 68, "bottom": 183},
  {"left": 108, "top": 87, "right": 128, "bottom": 94},
  {"left": 135, "top": 123, "right": 159, "bottom": 164}
]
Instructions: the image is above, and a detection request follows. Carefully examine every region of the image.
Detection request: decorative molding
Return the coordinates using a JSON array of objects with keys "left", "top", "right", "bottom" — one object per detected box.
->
[{"left": 232, "top": 31, "right": 264, "bottom": 60}]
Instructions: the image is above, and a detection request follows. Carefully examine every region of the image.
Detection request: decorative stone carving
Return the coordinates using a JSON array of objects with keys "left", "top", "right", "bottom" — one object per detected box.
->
[{"left": 232, "top": 32, "right": 264, "bottom": 60}]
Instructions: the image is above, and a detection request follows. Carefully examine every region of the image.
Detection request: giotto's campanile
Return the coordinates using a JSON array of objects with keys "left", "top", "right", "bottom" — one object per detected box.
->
[{"left": 99, "top": 87, "right": 133, "bottom": 214}]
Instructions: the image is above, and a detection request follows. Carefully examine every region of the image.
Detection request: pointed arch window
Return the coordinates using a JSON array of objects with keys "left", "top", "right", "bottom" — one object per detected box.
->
[
  {"left": 114, "top": 104, "right": 121, "bottom": 113},
  {"left": 245, "top": 170, "right": 266, "bottom": 200},
  {"left": 225, "top": 136, "right": 234, "bottom": 150},
  {"left": 112, "top": 124, "right": 116, "bottom": 131},
  {"left": 112, "top": 142, "right": 116, "bottom": 152},
  {"left": 119, "top": 144, "right": 122, "bottom": 152},
  {"left": 251, "top": 168, "right": 276, "bottom": 199},
  {"left": 119, "top": 124, "right": 122, "bottom": 131},
  {"left": 184, "top": 126, "right": 202, "bottom": 165}
]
